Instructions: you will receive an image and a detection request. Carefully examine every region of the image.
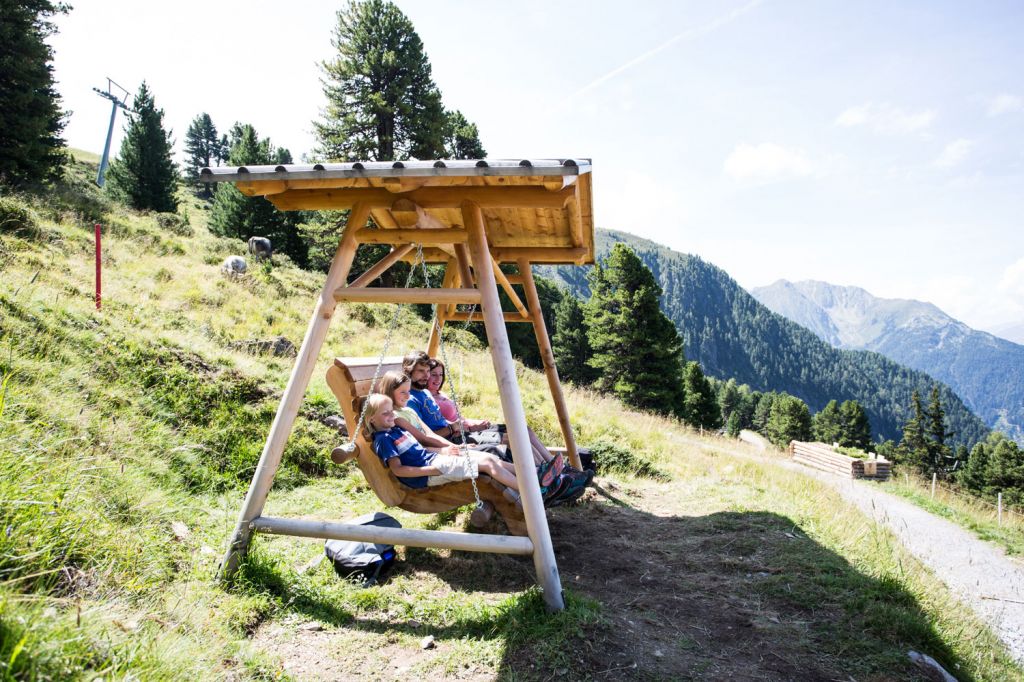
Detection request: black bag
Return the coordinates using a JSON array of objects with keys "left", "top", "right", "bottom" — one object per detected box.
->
[{"left": 324, "top": 512, "right": 400, "bottom": 587}]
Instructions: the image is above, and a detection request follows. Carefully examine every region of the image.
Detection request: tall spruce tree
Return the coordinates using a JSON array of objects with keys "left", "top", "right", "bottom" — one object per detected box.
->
[
  {"left": 766, "top": 394, "right": 812, "bottom": 447},
  {"left": 183, "top": 113, "right": 225, "bottom": 198},
  {"left": 924, "top": 385, "right": 956, "bottom": 473},
  {"left": 209, "top": 123, "right": 306, "bottom": 265},
  {"left": 682, "top": 361, "right": 722, "bottom": 430},
  {"left": 840, "top": 400, "right": 872, "bottom": 449},
  {"left": 105, "top": 82, "right": 178, "bottom": 212},
  {"left": 0, "top": 0, "right": 68, "bottom": 186},
  {"left": 314, "top": 0, "right": 449, "bottom": 161},
  {"left": 584, "top": 244, "right": 685, "bottom": 418},
  {"left": 812, "top": 400, "right": 844, "bottom": 444},
  {"left": 900, "top": 390, "right": 928, "bottom": 471},
  {"left": 551, "top": 295, "right": 597, "bottom": 385}
]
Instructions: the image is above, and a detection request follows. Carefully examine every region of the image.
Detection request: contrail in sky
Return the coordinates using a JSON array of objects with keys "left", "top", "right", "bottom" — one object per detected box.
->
[{"left": 565, "top": 0, "right": 764, "bottom": 102}]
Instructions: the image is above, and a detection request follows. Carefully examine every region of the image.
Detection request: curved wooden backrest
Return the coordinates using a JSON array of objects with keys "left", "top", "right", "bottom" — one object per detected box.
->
[{"left": 325, "top": 356, "right": 408, "bottom": 507}]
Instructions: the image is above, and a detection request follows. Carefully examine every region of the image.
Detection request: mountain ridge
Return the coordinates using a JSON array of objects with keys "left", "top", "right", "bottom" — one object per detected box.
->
[
  {"left": 751, "top": 279, "right": 1024, "bottom": 443},
  {"left": 537, "top": 229, "right": 989, "bottom": 448}
]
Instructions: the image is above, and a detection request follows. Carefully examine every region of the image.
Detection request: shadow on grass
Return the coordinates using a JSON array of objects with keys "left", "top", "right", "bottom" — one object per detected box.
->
[{"left": 237, "top": 494, "right": 982, "bottom": 681}]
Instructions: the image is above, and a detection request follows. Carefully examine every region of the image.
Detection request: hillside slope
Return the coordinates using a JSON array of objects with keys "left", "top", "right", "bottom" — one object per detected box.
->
[
  {"left": 752, "top": 280, "right": 1024, "bottom": 443},
  {"left": 0, "top": 156, "right": 1017, "bottom": 680},
  {"left": 538, "top": 230, "right": 988, "bottom": 447}
]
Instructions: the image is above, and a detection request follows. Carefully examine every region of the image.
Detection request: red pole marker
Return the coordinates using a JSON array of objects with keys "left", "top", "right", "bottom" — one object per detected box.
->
[{"left": 95, "top": 223, "right": 102, "bottom": 310}]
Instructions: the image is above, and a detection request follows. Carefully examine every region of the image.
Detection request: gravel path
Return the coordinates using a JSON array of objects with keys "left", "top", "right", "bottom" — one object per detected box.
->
[{"left": 700, "top": 432, "right": 1024, "bottom": 662}]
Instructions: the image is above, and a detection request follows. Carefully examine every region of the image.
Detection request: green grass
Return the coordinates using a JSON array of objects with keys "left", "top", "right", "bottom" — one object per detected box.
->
[{"left": 0, "top": 151, "right": 1021, "bottom": 680}]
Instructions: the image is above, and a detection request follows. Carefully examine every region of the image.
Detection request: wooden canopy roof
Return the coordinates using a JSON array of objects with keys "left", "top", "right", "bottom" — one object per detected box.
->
[{"left": 200, "top": 158, "right": 594, "bottom": 265}]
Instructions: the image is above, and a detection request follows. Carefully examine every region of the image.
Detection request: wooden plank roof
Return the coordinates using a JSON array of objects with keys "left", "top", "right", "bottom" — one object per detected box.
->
[{"left": 200, "top": 158, "right": 594, "bottom": 265}]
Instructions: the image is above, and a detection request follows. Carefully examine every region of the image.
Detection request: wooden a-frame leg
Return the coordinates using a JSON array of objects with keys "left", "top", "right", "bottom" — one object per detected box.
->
[
  {"left": 517, "top": 259, "right": 581, "bottom": 470},
  {"left": 219, "top": 204, "right": 369, "bottom": 582},
  {"left": 463, "top": 200, "right": 564, "bottom": 612}
]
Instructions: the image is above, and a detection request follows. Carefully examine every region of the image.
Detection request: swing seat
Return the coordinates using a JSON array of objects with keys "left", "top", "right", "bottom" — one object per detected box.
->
[{"left": 326, "top": 356, "right": 528, "bottom": 535}]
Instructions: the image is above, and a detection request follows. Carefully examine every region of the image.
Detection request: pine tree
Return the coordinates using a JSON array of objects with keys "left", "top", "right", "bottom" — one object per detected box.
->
[
  {"left": 812, "top": 400, "right": 844, "bottom": 444},
  {"left": 924, "top": 385, "right": 956, "bottom": 473},
  {"left": 0, "top": 0, "right": 68, "bottom": 187},
  {"left": 900, "top": 390, "right": 928, "bottom": 470},
  {"left": 682, "top": 361, "right": 722, "bottom": 430},
  {"left": 584, "top": 244, "right": 686, "bottom": 417},
  {"left": 209, "top": 123, "right": 306, "bottom": 265},
  {"left": 725, "top": 411, "right": 743, "bottom": 438},
  {"left": 183, "top": 113, "right": 224, "bottom": 199},
  {"left": 551, "top": 294, "right": 597, "bottom": 385},
  {"left": 753, "top": 392, "right": 777, "bottom": 434},
  {"left": 314, "top": 0, "right": 448, "bottom": 161},
  {"left": 105, "top": 82, "right": 179, "bottom": 212},
  {"left": 443, "top": 110, "right": 486, "bottom": 159},
  {"left": 766, "top": 394, "right": 812, "bottom": 447},
  {"left": 717, "top": 379, "right": 740, "bottom": 426},
  {"left": 839, "top": 400, "right": 871, "bottom": 449}
]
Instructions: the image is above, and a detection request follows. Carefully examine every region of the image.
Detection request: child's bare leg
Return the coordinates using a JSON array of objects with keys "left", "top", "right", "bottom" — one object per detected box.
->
[{"left": 477, "top": 455, "right": 518, "bottom": 490}]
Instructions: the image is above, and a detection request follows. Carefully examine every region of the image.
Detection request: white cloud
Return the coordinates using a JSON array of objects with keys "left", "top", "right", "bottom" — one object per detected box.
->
[
  {"left": 835, "top": 102, "right": 935, "bottom": 134},
  {"left": 723, "top": 143, "right": 813, "bottom": 182},
  {"left": 987, "top": 93, "right": 1024, "bottom": 116},
  {"left": 999, "top": 258, "right": 1024, "bottom": 299},
  {"left": 933, "top": 138, "right": 974, "bottom": 169}
]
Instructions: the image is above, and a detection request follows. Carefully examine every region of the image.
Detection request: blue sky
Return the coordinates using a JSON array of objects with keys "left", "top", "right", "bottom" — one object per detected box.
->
[{"left": 50, "top": 1, "right": 1024, "bottom": 336}]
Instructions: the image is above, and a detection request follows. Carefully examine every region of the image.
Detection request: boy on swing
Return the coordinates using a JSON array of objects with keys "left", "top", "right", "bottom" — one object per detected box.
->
[{"left": 363, "top": 393, "right": 523, "bottom": 504}]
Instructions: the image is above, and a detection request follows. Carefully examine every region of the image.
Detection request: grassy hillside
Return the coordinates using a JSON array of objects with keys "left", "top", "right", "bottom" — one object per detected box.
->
[{"left": 0, "top": 154, "right": 1020, "bottom": 680}]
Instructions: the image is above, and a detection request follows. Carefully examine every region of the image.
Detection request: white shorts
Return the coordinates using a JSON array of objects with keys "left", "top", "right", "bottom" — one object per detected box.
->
[{"left": 427, "top": 453, "right": 479, "bottom": 486}]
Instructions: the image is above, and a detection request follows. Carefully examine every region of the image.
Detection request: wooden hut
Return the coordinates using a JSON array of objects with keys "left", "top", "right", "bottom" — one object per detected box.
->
[{"left": 202, "top": 158, "right": 594, "bottom": 611}]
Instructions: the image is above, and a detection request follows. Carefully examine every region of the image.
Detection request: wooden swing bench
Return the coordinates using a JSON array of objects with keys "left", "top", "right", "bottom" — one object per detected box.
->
[{"left": 326, "top": 355, "right": 528, "bottom": 535}]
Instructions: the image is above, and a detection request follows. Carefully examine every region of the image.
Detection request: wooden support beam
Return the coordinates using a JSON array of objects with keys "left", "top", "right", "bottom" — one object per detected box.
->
[
  {"left": 348, "top": 244, "right": 414, "bottom": 288},
  {"left": 269, "top": 186, "right": 575, "bottom": 211},
  {"left": 518, "top": 258, "right": 581, "bottom": 470},
  {"left": 334, "top": 287, "right": 481, "bottom": 305},
  {"left": 428, "top": 258, "right": 460, "bottom": 357},
  {"left": 489, "top": 247, "right": 589, "bottom": 264},
  {"left": 453, "top": 243, "right": 475, "bottom": 288},
  {"left": 353, "top": 228, "right": 467, "bottom": 244},
  {"left": 441, "top": 311, "right": 531, "bottom": 323},
  {"left": 463, "top": 200, "right": 564, "bottom": 612},
  {"left": 220, "top": 203, "right": 370, "bottom": 582},
  {"left": 491, "top": 259, "right": 531, "bottom": 319},
  {"left": 252, "top": 516, "right": 534, "bottom": 555}
]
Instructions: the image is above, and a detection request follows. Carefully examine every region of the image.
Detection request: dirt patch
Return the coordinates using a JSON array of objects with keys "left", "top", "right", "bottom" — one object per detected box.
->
[{"left": 251, "top": 479, "right": 934, "bottom": 681}]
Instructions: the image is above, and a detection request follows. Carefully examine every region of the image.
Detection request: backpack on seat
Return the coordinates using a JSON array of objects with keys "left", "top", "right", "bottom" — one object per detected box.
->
[{"left": 324, "top": 511, "right": 400, "bottom": 587}]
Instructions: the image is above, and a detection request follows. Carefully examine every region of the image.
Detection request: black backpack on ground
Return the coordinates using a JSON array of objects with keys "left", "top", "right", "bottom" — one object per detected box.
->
[{"left": 324, "top": 512, "right": 400, "bottom": 587}]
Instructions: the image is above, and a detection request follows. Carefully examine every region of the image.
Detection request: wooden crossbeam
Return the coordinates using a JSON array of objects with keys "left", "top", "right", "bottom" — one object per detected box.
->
[
  {"left": 348, "top": 245, "right": 414, "bottom": 288},
  {"left": 353, "top": 228, "right": 468, "bottom": 244},
  {"left": 491, "top": 259, "right": 530, "bottom": 318},
  {"left": 253, "top": 516, "right": 534, "bottom": 555},
  {"left": 269, "top": 186, "right": 574, "bottom": 211},
  {"left": 334, "top": 287, "right": 482, "bottom": 305},
  {"left": 441, "top": 311, "right": 531, "bottom": 323}
]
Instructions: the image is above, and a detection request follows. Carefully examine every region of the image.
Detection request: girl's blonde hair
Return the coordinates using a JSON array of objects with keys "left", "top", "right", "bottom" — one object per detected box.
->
[
  {"left": 363, "top": 393, "right": 393, "bottom": 437},
  {"left": 374, "top": 370, "right": 410, "bottom": 401}
]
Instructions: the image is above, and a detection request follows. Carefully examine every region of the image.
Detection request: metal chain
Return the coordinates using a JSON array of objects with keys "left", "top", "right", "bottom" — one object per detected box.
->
[
  {"left": 338, "top": 245, "right": 424, "bottom": 455},
  {"left": 420, "top": 256, "right": 483, "bottom": 508}
]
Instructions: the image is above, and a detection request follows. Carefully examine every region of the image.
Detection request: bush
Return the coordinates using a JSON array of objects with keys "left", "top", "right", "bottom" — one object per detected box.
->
[
  {"left": 588, "top": 438, "right": 668, "bottom": 480},
  {"left": 154, "top": 211, "right": 193, "bottom": 237},
  {"left": 0, "top": 196, "right": 39, "bottom": 235}
]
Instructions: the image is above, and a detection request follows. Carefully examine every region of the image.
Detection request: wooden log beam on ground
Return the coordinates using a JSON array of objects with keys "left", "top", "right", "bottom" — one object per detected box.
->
[
  {"left": 252, "top": 516, "right": 534, "bottom": 555},
  {"left": 334, "top": 287, "right": 482, "bottom": 305},
  {"left": 269, "top": 186, "right": 575, "bottom": 211}
]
